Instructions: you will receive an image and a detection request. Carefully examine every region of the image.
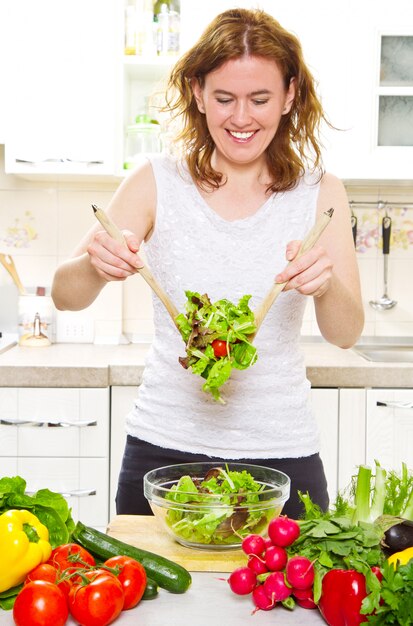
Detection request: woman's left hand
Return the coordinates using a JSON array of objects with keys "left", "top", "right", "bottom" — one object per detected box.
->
[{"left": 274, "top": 240, "right": 333, "bottom": 298}]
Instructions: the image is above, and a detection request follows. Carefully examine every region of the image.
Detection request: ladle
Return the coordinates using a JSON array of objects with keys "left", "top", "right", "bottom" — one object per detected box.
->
[{"left": 369, "top": 214, "right": 397, "bottom": 311}]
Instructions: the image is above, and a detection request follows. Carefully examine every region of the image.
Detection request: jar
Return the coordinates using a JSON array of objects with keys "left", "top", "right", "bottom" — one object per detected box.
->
[{"left": 124, "top": 115, "right": 162, "bottom": 169}]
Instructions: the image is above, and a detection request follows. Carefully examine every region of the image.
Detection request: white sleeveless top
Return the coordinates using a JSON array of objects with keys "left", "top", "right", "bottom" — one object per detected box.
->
[{"left": 125, "top": 154, "right": 321, "bottom": 459}]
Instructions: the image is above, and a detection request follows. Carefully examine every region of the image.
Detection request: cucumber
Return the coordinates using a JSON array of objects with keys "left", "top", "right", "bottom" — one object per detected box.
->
[
  {"left": 142, "top": 577, "right": 158, "bottom": 600},
  {"left": 72, "top": 521, "right": 191, "bottom": 594}
]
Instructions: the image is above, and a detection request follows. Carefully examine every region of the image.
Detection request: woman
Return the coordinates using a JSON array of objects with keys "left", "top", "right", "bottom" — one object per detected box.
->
[{"left": 52, "top": 8, "right": 364, "bottom": 518}]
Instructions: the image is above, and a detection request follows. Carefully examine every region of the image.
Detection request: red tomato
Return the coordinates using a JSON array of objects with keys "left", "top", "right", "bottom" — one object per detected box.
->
[
  {"left": 13, "top": 580, "right": 68, "bottom": 626},
  {"left": 47, "top": 543, "right": 96, "bottom": 574},
  {"left": 25, "top": 563, "right": 72, "bottom": 601},
  {"left": 211, "top": 339, "right": 229, "bottom": 358},
  {"left": 68, "top": 568, "right": 124, "bottom": 626},
  {"left": 104, "top": 555, "right": 147, "bottom": 610}
]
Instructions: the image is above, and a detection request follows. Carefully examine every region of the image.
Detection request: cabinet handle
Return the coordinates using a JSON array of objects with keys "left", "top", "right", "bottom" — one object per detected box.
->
[
  {"left": 377, "top": 401, "right": 413, "bottom": 409},
  {"left": 0, "top": 418, "right": 98, "bottom": 427},
  {"left": 27, "top": 488, "right": 97, "bottom": 498},
  {"left": 59, "top": 489, "right": 97, "bottom": 498}
]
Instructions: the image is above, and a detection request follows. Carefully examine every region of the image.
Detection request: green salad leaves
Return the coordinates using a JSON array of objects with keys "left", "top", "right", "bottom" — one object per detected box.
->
[
  {"left": 175, "top": 291, "right": 258, "bottom": 402},
  {"left": 164, "top": 466, "right": 276, "bottom": 546}
]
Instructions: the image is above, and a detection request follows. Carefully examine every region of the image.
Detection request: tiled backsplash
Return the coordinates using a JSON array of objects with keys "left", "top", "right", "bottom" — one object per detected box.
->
[{"left": 0, "top": 145, "right": 412, "bottom": 343}]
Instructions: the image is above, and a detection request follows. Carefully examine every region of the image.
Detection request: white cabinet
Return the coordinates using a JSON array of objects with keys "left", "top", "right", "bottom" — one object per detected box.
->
[
  {"left": 325, "top": 0, "right": 413, "bottom": 181},
  {"left": 0, "top": 387, "right": 110, "bottom": 529},
  {"left": 366, "top": 389, "right": 413, "bottom": 470},
  {"left": 4, "top": 0, "right": 121, "bottom": 180},
  {"left": 311, "top": 389, "right": 339, "bottom": 503}
]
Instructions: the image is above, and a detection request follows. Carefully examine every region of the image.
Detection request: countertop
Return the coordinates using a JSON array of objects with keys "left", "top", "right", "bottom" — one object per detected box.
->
[
  {"left": 0, "top": 340, "right": 412, "bottom": 388},
  {"left": 0, "top": 572, "right": 325, "bottom": 626}
]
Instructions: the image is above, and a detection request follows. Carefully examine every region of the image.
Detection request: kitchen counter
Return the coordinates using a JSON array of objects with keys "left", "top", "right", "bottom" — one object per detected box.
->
[
  {"left": 0, "top": 340, "right": 412, "bottom": 388},
  {"left": 0, "top": 572, "right": 325, "bottom": 625}
]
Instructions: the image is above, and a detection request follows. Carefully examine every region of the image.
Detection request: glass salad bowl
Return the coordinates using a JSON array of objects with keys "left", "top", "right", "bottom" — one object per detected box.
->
[{"left": 143, "top": 462, "right": 291, "bottom": 550}]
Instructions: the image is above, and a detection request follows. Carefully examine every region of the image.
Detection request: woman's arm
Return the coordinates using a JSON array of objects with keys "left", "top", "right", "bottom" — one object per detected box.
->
[
  {"left": 275, "top": 173, "right": 364, "bottom": 348},
  {"left": 51, "top": 159, "right": 156, "bottom": 311}
]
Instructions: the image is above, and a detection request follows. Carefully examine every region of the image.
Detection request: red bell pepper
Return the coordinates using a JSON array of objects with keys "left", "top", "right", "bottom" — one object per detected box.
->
[{"left": 318, "top": 569, "right": 368, "bottom": 626}]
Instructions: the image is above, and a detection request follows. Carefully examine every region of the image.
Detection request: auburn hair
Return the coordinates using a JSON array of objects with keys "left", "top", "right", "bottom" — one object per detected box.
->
[{"left": 164, "top": 8, "right": 330, "bottom": 193}]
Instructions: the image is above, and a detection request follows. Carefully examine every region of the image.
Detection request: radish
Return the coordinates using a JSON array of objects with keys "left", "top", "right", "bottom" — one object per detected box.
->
[
  {"left": 285, "top": 556, "right": 314, "bottom": 590},
  {"left": 268, "top": 516, "right": 300, "bottom": 547},
  {"left": 248, "top": 554, "right": 268, "bottom": 575},
  {"left": 228, "top": 567, "right": 257, "bottom": 595},
  {"left": 264, "top": 545, "right": 288, "bottom": 571},
  {"left": 263, "top": 571, "right": 292, "bottom": 602},
  {"left": 252, "top": 584, "right": 275, "bottom": 611},
  {"left": 292, "top": 587, "right": 317, "bottom": 609},
  {"left": 263, "top": 537, "right": 273, "bottom": 549},
  {"left": 242, "top": 534, "right": 266, "bottom": 557}
]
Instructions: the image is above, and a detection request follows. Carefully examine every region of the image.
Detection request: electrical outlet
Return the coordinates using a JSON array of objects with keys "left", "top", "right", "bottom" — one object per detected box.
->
[{"left": 56, "top": 312, "right": 95, "bottom": 343}]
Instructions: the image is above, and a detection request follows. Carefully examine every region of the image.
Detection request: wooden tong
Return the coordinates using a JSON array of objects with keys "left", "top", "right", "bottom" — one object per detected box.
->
[
  {"left": 92, "top": 205, "right": 180, "bottom": 325},
  {"left": 0, "top": 253, "right": 27, "bottom": 295},
  {"left": 251, "top": 208, "right": 334, "bottom": 340}
]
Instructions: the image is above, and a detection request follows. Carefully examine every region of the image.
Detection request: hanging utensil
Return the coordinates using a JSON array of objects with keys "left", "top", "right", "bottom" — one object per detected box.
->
[
  {"left": 351, "top": 212, "right": 357, "bottom": 248},
  {"left": 0, "top": 253, "right": 26, "bottom": 295},
  {"left": 369, "top": 212, "right": 397, "bottom": 311},
  {"left": 92, "top": 205, "right": 180, "bottom": 326},
  {"left": 251, "top": 208, "right": 334, "bottom": 339}
]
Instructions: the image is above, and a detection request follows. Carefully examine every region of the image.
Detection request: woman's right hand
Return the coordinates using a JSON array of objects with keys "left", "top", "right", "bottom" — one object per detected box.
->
[{"left": 87, "top": 229, "right": 144, "bottom": 282}]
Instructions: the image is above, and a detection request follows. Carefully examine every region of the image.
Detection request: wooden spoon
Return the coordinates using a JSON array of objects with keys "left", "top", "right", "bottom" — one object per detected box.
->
[
  {"left": 0, "top": 253, "right": 27, "bottom": 295},
  {"left": 92, "top": 205, "right": 180, "bottom": 326},
  {"left": 251, "top": 208, "right": 334, "bottom": 340}
]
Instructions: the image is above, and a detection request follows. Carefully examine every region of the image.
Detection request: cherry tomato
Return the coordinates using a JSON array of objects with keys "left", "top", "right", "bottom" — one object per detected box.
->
[
  {"left": 25, "top": 563, "right": 71, "bottom": 601},
  {"left": 211, "top": 339, "right": 229, "bottom": 358},
  {"left": 13, "top": 580, "right": 68, "bottom": 626},
  {"left": 68, "top": 568, "right": 124, "bottom": 626},
  {"left": 47, "top": 542, "right": 96, "bottom": 574},
  {"left": 104, "top": 555, "right": 147, "bottom": 610}
]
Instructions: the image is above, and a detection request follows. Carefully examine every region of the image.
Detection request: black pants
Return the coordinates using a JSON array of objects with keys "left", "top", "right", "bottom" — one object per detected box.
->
[{"left": 116, "top": 435, "right": 329, "bottom": 519}]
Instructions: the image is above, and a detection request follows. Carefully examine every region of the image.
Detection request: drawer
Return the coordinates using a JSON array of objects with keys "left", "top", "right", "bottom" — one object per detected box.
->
[
  {"left": 0, "top": 388, "right": 109, "bottom": 457},
  {"left": 18, "top": 457, "right": 109, "bottom": 528}
]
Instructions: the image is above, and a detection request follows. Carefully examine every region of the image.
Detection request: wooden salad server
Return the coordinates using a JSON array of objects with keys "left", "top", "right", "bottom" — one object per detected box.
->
[
  {"left": 92, "top": 204, "right": 180, "bottom": 326},
  {"left": 251, "top": 208, "right": 334, "bottom": 339}
]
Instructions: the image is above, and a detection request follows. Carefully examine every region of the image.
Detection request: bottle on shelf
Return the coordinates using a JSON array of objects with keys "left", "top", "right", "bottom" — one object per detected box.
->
[
  {"left": 154, "top": 1, "right": 180, "bottom": 57},
  {"left": 124, "top": 0, "right": 137, "bottom": 55}
]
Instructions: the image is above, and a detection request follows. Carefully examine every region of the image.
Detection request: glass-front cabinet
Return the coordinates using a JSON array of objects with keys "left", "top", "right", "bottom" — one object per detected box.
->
[{"left": 325, "top": 0, "right": 413, "bottom": 181}]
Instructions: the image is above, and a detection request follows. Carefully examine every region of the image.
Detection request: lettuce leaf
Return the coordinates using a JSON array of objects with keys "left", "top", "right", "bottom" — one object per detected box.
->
[{"left": 176, "top": 291, "right": 257, "bottom": 402}]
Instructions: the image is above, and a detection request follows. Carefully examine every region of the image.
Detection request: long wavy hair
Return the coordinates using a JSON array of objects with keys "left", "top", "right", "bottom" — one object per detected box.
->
[{"left": 164, "top": 8, "right": 331, "bottom": 193}]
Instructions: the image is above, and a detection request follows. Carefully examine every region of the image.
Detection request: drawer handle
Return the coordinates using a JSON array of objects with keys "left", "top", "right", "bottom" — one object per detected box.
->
[
  {"left": 27, "top": 488, "right": 97, "bottom": 498},
  {"left": 377, "top": 401, "right": 413, "bottom": 409},
  {"left": 0, "top": 418, "right": 98, "bottom": 427},
  {"left": 59, "top": 489, "right": 97, "bottom": 498}
]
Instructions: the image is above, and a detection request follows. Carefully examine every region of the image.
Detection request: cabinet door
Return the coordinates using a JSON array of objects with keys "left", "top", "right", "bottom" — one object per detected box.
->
[
  {"left": 4, "top": 0, "right": 121, "bottom": 178},
  {"left": 311, "top": 389, "right": 339, "bottom": 502},
  {"left": 109, "top": 386, "right": 139, "bottom": 520},
  {"left": 366, "top": 389, "right": 413, "bottom": 470},
  {"left": 329, "top": 0, "right": 413, "bottom": 180},
  {"left": 338, "top": 389, "right": 367, "bottom": 492}
]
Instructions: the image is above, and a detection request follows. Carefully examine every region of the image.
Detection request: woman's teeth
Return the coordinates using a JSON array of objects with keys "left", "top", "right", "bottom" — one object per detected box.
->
[{"left": 229, "top": 131, "right": 255, "bottom": 140}]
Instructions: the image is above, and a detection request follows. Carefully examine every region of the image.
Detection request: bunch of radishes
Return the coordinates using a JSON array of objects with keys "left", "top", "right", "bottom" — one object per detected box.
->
[{"left": 227, "top": 516, "right": 316, "bottom": 613}]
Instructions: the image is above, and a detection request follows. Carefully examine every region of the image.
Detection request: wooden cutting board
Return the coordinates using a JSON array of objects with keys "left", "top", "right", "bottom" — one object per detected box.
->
[{"left": 107, "top": 515, "right": 247, "bottom": 572}]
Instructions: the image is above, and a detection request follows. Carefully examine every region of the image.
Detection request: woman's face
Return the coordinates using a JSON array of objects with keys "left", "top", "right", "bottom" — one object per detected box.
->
[{"left": 192, "top": 55, "right": 295, "bottom": 168}]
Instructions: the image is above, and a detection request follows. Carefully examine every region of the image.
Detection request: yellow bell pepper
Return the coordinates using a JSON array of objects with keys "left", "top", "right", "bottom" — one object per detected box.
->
[
  {"left": 388, "top": 546, "right": 413, "bottom": 568},
  {"left": 0, "top": 509, "right": 52, "bottom": 593}
]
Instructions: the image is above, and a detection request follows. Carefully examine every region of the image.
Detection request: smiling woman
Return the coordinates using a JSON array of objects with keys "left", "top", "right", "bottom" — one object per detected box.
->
[{"left": 51, "top": 7, "right": 364, "bottom": 520}]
